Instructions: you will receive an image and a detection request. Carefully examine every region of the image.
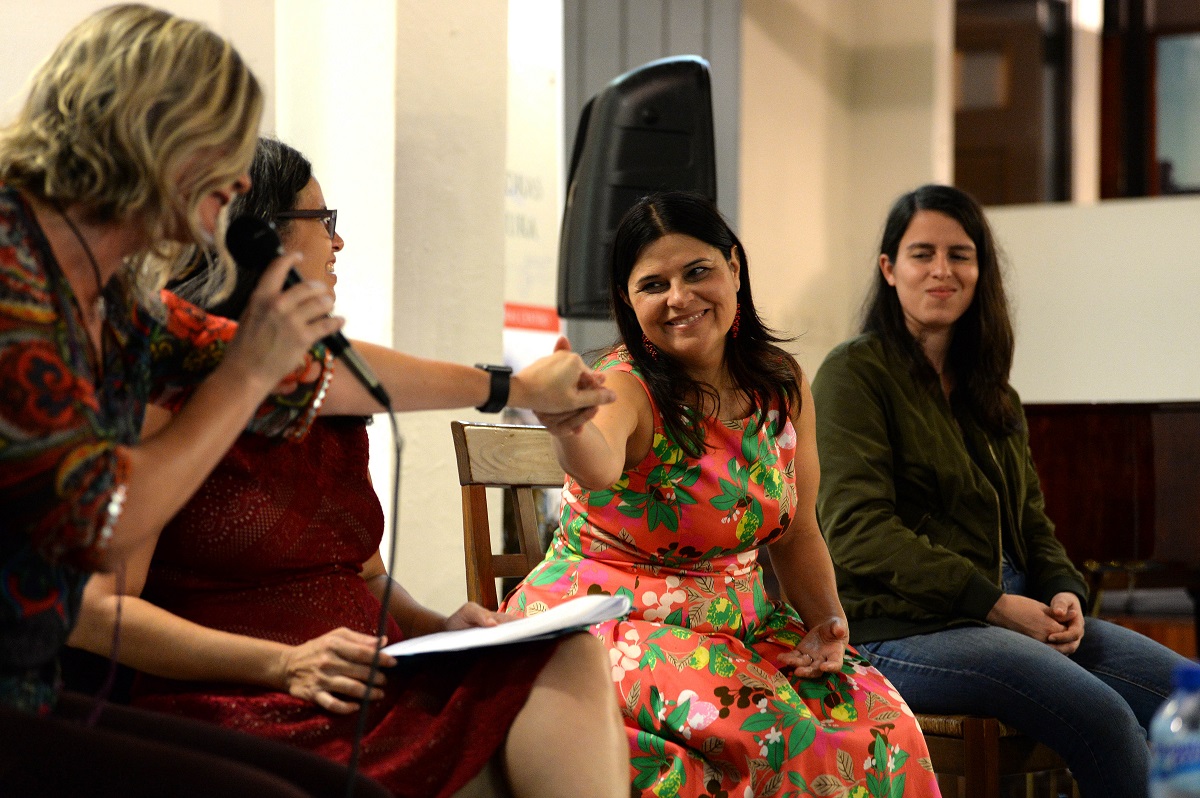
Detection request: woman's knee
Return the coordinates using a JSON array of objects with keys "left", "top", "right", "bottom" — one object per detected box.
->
[{"left": 539, "top": 632, "right": 611, "bottom": 697}]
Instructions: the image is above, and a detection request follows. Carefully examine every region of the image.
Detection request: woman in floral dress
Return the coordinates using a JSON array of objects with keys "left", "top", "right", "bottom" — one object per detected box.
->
[{"left": 506, "top": 191, "right": 939, "bottom": 798}]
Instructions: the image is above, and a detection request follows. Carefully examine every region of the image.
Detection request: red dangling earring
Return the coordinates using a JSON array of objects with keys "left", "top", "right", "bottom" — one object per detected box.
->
[
  {"left": 642, "top": 334, "right": 659, "bottom": 360},
  {"left": 730, "top": 305, "right": 741, "bottom": 339}
]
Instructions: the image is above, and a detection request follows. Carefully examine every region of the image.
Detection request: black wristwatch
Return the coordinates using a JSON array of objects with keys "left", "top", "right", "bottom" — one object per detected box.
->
[{"left": 474, "top": 364, "right": 512, "bottom": 413}]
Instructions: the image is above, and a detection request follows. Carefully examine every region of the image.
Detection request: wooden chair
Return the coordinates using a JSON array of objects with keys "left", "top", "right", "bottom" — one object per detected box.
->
[
  {"left": 915, "top": 714, "right": 1074, "bottom": 798},
  {"left": 449, "top": 421, "right": 565, "bottom": 610},
  {"left": 449, "top": 421, "right": 1075, "bottom": 796}
]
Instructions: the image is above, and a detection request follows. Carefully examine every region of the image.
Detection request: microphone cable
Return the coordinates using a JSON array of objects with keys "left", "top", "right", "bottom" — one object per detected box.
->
[{"left": 344, "top": 405, "right": 403, "bottom": 798}]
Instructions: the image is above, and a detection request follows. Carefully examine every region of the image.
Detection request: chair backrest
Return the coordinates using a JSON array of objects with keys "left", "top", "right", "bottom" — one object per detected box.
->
[{"left": 450, "top": 421, "right": 566, "bottom": 610}]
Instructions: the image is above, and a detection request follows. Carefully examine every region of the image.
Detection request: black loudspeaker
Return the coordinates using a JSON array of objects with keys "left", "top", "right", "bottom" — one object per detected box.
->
[{"left": 557, "top": 55, "right": 717, "bottom": 320}]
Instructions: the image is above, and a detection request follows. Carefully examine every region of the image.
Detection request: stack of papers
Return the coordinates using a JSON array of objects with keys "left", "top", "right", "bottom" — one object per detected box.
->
[{"left": 382, "top": 593, "right": 632, "bottom": 658}]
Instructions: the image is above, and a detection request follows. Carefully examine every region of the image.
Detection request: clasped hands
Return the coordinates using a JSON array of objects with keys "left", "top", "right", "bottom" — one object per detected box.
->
[
  {"left": 277, "top": 602, "right": 511, "bottom": 714},
  {"left": 986, "top": 591, "right": 1084, "bottom": 654}
]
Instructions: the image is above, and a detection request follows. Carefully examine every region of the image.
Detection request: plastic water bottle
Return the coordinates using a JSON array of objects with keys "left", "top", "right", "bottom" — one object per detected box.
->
[{"left": 1150, "top": 661, "right": 1200, "bottom": 797}]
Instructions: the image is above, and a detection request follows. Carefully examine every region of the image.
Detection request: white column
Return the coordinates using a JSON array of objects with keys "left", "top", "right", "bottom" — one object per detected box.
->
[
  {"left": 388, "top": 1, "right": 510, "bottom": 611},
  {"left": 275, "top": 0, "right": 399, "bottom": 574}
]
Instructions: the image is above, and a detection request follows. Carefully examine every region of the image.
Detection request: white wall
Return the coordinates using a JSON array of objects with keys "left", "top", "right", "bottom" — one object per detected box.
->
[
  {"left": 388, "top": 2, "right": 510, "bottom": 612},
  {"left": 0, "top": 1, "right": 275, "bottom": 130},
  {"left": 991, "top": 196, "right": 1200, "bottom": 403},
  {"left": 275, "top": 0, "right": 398, "bottom": 562},
  {"left": 740, "top": 0, "right": 953, "bottom": 378}
]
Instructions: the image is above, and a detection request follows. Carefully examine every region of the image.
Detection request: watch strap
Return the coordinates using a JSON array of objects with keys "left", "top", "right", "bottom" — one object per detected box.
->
[{"left": 474, "top": 364, "right": 512, "bottom": 413}]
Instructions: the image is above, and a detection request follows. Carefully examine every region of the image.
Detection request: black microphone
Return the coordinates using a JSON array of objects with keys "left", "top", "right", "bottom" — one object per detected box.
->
[{"left": 225, "top": 215, "right": 391, "bottom": 409}]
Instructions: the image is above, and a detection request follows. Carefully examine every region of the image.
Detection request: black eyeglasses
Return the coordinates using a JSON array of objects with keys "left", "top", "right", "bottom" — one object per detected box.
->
[{"left": 275, "top": 208, "right": 337, "bottom": 240}]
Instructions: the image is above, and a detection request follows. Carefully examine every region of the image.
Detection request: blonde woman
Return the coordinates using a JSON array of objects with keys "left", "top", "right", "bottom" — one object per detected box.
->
[{"left": 0, "top": 6, "right": 394, "bottom": 796}]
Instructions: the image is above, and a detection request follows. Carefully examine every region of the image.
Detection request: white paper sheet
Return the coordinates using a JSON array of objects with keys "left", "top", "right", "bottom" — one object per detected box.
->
[{"left": 381, "top": 594, "right": 632, "bottom": 658}]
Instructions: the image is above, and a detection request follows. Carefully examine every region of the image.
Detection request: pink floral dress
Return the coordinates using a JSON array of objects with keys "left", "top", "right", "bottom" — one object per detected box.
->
[{"left": 503, "top": 348, "right": 939, "bottom": 798}]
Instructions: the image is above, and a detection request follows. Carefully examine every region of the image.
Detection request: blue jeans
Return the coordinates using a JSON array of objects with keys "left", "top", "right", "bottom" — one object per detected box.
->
[{"left": 861, "top": 563, "right": 1189, "bottom": 798}]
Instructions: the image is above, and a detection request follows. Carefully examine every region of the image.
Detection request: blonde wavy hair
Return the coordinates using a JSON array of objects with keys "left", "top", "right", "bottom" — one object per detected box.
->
[{"left": 0, "top": 3, "right": 263, "bottom": 307}]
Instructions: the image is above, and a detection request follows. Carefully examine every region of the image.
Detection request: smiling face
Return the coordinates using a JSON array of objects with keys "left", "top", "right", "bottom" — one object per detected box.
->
[
  {"left": 625, "top": 232, "right": 741, "bottom": 374},
  {"left": 879, "top": 210, "right": 979, "bottom": 340},
  {"left": 280, "top": 177, "right": 344, "bottom": 297}
]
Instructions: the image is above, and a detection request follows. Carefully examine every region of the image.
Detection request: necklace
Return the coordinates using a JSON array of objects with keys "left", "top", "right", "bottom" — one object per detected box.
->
[{"left": 55, "top": 205, "right": 108, "bottom": 322}]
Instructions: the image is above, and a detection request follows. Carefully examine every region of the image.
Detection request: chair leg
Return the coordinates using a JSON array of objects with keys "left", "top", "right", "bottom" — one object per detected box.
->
[{"left": 962, "top": 716, "right": 1002, "bottom": 798}]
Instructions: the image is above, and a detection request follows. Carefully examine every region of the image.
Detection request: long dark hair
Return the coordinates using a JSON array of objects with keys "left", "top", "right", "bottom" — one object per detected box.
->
[
  {"left": 182, "top": 137, "right": 313, "bottom": 319},
  {"left": 609, "top": 191, "right": 799, "bottom": 457},
  {"left": 862, "top": 184, "right": 1018, "bottom": 436}
]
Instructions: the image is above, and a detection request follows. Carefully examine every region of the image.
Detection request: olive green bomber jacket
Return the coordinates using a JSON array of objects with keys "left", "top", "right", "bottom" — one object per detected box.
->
[{"left": 810, "top": 334, "right": 1087, "bottom": 644}]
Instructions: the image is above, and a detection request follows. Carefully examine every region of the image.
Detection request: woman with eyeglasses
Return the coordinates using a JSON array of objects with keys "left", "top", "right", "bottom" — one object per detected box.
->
[
  {"left": 69, "top": 138, "right": 629, "bottom": 798},
  {"left": 0, "top": 7, "right": 423, "bottom": 796}
]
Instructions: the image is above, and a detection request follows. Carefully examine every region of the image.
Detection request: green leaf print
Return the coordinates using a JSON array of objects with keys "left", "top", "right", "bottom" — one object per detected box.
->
[
  {"left": 739, "top": 712, "right": 777, "bottom": 733},
  {"left": 618, "top": 496, "right": 650, "bottom": 518},
  {"left": 771, "top": 699, "right": 810, "bottom": 728},
  {"left": 705, "top": 643, "right": 734, "bottom": 676},
  {"left": 892, "top": 748, "right": 909, "bottom": 773},
  {"left": 665, "top": 695, "right": 691, "bottom": 732},
  {"left": 711, "top": 478, "right": 742, "bottom": 511},
  {"left": 588, "top": 474, "right": 630, "bottom": 508},
  {"left": 631, "top": 757, "right": 662, "bottom": 791},
  {"left": 563, "top": 514, "right": 585, "bottom": 550},
  {"left": 751, "top": 578, "right": 771, "bottom": 619},
  {"left": 647, "top": 499, "right": 680, "bottom": 532},
  {"left": 664, "top": 608, "right": 684, "bottom": 627},
  {"left": 766, "top": 736, "right": 785, "bottom": 772},
  {"left": 527, "top": 559, "right": 570, "bottom": 588},
  {"left": 637, "top": 729, "right": 666, "bottom": 757},
  {"left": 708, "top": 644, "right": 737, "bottom": 678},
  {"left": 787, "top": 719, "right": 816, "bottom": 758},
  {"left": 637, "top": 705, "right": 656, "bottom": 733},
  {"left": 788, "top": 772, "right": 808, "bottom": 790},
  {"left": 867, "top": 773, "right": 885, "bottom": 798},
  {"left": 873, "top": 733, "right": 888, "bottom": 773},
  {"left": 890, "top": 774, "right": 906, "bottom": 798},
  {"left": 795, "top": 679, "right": 833, "bottom": 700}
]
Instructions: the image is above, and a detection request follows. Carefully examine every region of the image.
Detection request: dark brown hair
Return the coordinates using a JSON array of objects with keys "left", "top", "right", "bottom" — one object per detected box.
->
[
  {"left": 862, "top": 184, "right": 1019, "bottom": 436},
  {"left": 609, "top": 191, "right": 800, "bottom": 457}
]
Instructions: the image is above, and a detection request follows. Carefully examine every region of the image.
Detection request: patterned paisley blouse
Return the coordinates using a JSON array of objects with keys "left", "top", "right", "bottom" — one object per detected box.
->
[{"left": 0, "top": 186, "right": 329, "bottom": 714}]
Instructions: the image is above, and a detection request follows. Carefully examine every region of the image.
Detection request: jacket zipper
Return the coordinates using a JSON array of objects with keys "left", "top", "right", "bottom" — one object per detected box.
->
[{"left": 984, "top": 439, "right": 1005, "bottom": 587}]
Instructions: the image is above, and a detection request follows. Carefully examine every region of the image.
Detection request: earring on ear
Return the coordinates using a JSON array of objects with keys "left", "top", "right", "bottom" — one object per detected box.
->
[
  {"left": 642, "top": 334, "right": 659, "bottom": 360},
  {"left": 730, "top": 305, "right": 741, "bottom": 339}
]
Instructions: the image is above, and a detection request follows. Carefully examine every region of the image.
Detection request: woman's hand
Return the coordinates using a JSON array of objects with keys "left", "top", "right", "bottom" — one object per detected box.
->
[
  {"left": 443, "top": 602, "right": 514, "bottom": 631},
  {"left": 1045, "top": 591, "right": 1085, "bottom": 654},
  {"left": 277, "top": 627, "right": 395, "bottom": 714},
  {"left": 535, "top": 406, "right": 602, "bottom": 436},
  {"left": 985, "top": 594, "right": 1069, "bottom": 645},
  {"left": 778, "top": 617, "right": 848, "bottom": 678},
  {"left": 510, "top": 336, "right": 615, "bottom": 415},
  {"left": 222, "top": 254, "right": 345, "bottom": 391}
]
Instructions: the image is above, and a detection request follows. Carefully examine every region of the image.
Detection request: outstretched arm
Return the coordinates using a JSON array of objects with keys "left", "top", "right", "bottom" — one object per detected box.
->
[
  {"left": 536, "top": 367, "right": 651, "bottom": 491},
  {"left": 321, "top": 335, "right": 615, "bottom": 416}
]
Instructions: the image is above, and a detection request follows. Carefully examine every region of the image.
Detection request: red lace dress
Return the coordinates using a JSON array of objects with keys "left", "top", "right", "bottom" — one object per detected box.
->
[{"left": 132, "top": 417, "right": 554, "bottom": 797}]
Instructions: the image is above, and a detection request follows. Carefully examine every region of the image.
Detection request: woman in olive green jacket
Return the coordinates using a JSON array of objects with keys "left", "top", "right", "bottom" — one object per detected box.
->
[{"left": 811, "top": 184, "right": 1186, "bottom": 798}]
